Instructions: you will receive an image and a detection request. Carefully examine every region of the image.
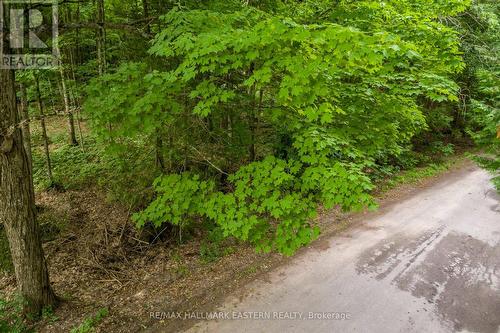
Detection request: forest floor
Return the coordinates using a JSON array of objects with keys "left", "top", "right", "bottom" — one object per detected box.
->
[{"left": 0, "top": 150, "right": 474, "bottom": 333}]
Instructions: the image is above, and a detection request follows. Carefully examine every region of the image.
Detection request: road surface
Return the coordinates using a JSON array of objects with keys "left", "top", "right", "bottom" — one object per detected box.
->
[{"left": 187, "top": 166, "right": 500, "bottom": 333}]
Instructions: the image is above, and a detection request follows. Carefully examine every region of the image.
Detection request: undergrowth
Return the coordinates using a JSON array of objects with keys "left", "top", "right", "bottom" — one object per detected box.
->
[{"left": 70, "top": 308, "right": 109, "bottom": 333}]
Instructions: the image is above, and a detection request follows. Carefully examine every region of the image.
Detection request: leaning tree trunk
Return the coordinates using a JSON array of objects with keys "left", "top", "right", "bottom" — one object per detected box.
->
[{"left": 0, "top": 67, "right": 56, "bottom": 314}]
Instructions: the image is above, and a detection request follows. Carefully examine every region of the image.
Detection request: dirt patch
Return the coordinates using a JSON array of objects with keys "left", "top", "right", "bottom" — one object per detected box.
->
[{"left": 0, "top": 187, "right": 280, "bottom": 333}]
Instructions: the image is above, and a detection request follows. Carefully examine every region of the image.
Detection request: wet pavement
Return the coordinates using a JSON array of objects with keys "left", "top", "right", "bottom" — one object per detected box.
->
[{"left": 187, "top": 167, "right": 500, "bottom": 333}]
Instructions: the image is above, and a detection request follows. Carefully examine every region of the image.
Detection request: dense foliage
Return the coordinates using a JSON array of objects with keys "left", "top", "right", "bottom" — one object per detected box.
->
[{"left": 18, "top": 0, "right": 498, "bottom": 255}]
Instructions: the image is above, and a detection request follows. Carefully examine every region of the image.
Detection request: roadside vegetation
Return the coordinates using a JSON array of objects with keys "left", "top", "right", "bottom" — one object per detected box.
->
[{"left": 0, "top": 0, "right": 498, "bottom": 331}]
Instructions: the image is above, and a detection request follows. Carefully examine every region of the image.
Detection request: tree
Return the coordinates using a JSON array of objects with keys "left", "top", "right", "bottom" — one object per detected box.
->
[
  {"left": 18, "top": 83, "right": 32, "bottom": 169},
  {"left": 0, "top": 5, "right": 56, "bottom": 313},
  {"left": 59, "top": 65, "right": 78, "bottom": 146},
  {"left": 34, "top": 73, "right": 54, "bottom": 185},
  {"left": 88, "top": 2, "right": 463, "bottom": 255}
]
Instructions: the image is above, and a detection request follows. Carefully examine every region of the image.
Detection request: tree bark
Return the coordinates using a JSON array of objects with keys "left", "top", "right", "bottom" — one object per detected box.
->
[
  {"left": 47, "top": 78, "right": 58, "bottom": 116},
  {"left": 75, "top": 1, "right": 81, "bottom": 65},
  {"left": 0, "top": 67, "right": 56, "bottom": 315},
  {"left": 96, "top": 0, "right": 107, "bottom": 76},
  {"left": 143, "top": 0, "right": 151, "bottom": 34},
  {"left": 18, "top": 84, "right": 32, "bottom": 170},
  {"left": 59, "top": 66, "right": 78, "bottom": 145},
  {"left": 155, "top": 133, "right": 165, "bottom": 171},
  {"left": 66, "top": 50, "right": 85, "bottom": 150}
]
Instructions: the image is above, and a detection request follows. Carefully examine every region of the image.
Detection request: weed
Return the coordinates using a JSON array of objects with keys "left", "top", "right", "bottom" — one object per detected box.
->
[
  {"left": 175, "top": 265, "right": 190, "bottom": 278},
  {"left": 199, "top": 227, "right": 233, "bottom": 263},
  {"left": 0, "top": 296, "right": 29, "bottom": 333},
  {"left": 199, "top": 242, "right": 221, "bottom": 263},
  {"left": 70, "top": 308, "right": 109, "bottom": 333},
  {"left": 41, "top": 306, "right": 58, "bottom": 324},
  {"left": 223, "top": 246, "right": 235, "bottom": 256},
  {"left": 380, "top": 160, "right": 454, "bottom": 192},
  {"left": 243, "top": 265, "right": 258, "bottom": 275},
  {"left": 430, "top": 142, "right": 455, "bottom": 157},
  {"left": 171, "top": 251, "right": 182, "bottom": 264}
]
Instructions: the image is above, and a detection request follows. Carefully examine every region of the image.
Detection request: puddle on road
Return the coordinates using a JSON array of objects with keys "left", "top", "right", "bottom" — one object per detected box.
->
[
  {"left": 356, "top": 229, "right": 500, "bottom": 333},
  {"left": 356, "top": 226, "right": 445, "bottom": 281}
]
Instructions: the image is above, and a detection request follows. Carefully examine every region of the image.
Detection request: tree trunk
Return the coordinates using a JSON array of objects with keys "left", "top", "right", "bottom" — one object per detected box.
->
[
  {"left": 0, "top": 67, "right": 56, "bottom": 315},
  {"left": 67, "top": 50, "right": 85, "bottom": 150},
  {"left": 76, "top": 1, "right": 81, "bottom": 65},
  {"left": 68, "top": 79, "right": 85, "bottom": 151},
  {"left": 34, "top": 74, "right": 54, "bottom": 184},
  {"left": 47, "top": 78, "right": 58, "bottom": 115},
  {"left": 96, "top": 0, "right": 107, "bottom": 76},
  {"left": 18, "top": 84, "right": 32, "bottom": 169},
  {"left": 155, "top": 133, "right": 165, "bottom": 171},
  {"left": 59, "top": 66, "right": 78, "bottom": 146},
  {"left": 247, "top": 85, "right": 261, "bottom": 162},
  {"left": 143, "top": 0, "right": 151, "bottom": 34}
]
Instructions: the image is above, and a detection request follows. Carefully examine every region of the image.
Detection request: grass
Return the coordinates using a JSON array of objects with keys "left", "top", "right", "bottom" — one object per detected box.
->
[
  {"left": 0, "top": 296, "right": 28, "bottom": 333},
  {"left": 41, "top": 306, "right": 59, "bottom": 324},
  {"left": 382, "top": 162, "right": 453, "bottom": 191},
  {"left": 242, "top": 265, "right": 258, "bottom": 276},
  {"left": 31, "top": 117, "right": 158, "bottom": 209},
  {"left": 70, "top": 308, "right": 109, "bottom": 333},
  {"left": 377, "top": 154, "right": 466, "bottom": 193}
]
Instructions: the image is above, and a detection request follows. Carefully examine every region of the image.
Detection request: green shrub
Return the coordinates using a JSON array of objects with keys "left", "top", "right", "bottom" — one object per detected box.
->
[
  {"left": 135, "top": 157, "right": 375, "bottom": 256},
  {"left": 133, "top": 173, "right": 215, "bottom": 230},
  {"left": 199, "top": 242, "right": 222, "bottom": 263},
  {"left": 429, "top": 142, "right": 455, "bottom": 157}
]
